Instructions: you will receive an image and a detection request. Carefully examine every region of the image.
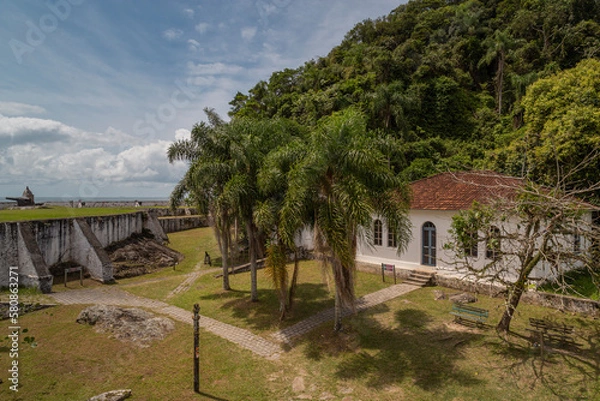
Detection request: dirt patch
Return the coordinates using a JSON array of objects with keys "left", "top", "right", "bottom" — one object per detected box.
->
[
  {"left": 76, "top": 305, "right": 174, "bottom": 348},
  {"left": 106, "top": 232, "right": 184, "bottom": 279}
]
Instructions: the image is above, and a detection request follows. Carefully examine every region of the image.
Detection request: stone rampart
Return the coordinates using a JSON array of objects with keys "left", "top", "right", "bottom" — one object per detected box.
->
[{"left": 0, "top": 211, "right": 168, "bottom": 293}]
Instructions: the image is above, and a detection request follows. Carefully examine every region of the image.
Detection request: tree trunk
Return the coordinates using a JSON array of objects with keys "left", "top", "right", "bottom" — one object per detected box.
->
[
  {"left": 247, "top": 221, "right": 258, "bottom": 302},
  {"left": 496, "top": 53, "right": 505, "bottom": 115},
  {"left": 496, "top": 279, "right": 525, "bottom": 334},
  {"left": 221, "top": 213, "right": 231, "bottom": 291},
  {"left": 287, "top": 249, "right": 300, "bottom": 314},
  {"left": 333, "top": 287, "right": 343, "bottom": 332}
]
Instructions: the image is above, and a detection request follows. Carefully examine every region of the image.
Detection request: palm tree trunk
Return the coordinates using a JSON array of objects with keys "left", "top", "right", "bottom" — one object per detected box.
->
[
  {"left": 287, "top": 249, "right": 300, "bottom": 314},
  {"left": 220, "top": 212, "right": 231, "bottom": 291},
  {"left": 333, "top": 286, "right": 343, "bottom": 332},
  {"left": 496, "top": 53, "right": 505, "bottom": 115},
  {"left": 247, "top": 221, "right": 259, "bottom": 302}
]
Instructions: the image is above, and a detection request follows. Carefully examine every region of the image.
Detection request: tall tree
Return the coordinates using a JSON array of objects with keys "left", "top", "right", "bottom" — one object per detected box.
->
[
  {"left": 168, "top": 108, "right": 235, "bottom": 291},
  {"left": 478, "top": 29, "right": 516, "bottom": 115},
  {"left": 222, "top": 117, "right": 302, "bottom": 301},
  {"left": 447, "top": 175, "right": 600, "bottom": 334},
  {"left": 278, "top": 108, "right": 411, "bottom": 331}
]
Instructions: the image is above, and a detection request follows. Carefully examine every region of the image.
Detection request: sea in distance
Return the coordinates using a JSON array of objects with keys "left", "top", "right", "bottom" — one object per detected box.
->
[{"left": 35, "top": 196, "right": 169, "bottom": 203}]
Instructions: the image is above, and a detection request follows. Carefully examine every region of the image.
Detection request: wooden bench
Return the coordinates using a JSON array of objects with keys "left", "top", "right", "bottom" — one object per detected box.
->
[
  {"left": 528, "top": 318, "right": 578, "bottom": 348},
  {"left": 64, "top": 266, "right": 83, "bottom": 287},
  {"left": 450, "top": 303, "right": 489, "bottom": 326}
]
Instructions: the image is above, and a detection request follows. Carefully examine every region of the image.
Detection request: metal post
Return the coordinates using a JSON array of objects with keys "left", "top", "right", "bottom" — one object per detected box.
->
[{"left": 193, "top": 304, "right": 200, "bottom": 393}]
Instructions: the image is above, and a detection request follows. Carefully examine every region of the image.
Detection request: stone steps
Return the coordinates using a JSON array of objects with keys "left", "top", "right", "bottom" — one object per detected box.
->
[{"left": 403, "top": 270, "right": 435, "bottom": 287}]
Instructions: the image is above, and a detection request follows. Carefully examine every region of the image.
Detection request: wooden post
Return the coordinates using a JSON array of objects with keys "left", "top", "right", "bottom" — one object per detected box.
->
[
  {"left": 381, "top": 263, "right": 385, "bottom": 283},
  {"left": 193, "top": 304, "right": 200, "bottom": 393}
]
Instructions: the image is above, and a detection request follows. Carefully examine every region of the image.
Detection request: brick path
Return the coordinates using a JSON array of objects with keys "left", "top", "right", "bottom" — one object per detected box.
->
[
  {"left": 49, "top": 286, "right": 282, "bottom": 359},
  {"left": 165, "top": 265, "right": 220, "bottom": 300},
  {"left": 271, "top": 283, "right": 418, "bottom": 344},
  {"left": 49, "top": 282, "right": 419, "bottom": 359}
]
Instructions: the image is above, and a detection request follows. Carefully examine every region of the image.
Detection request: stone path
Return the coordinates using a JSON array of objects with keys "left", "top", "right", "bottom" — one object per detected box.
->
[
  {"left": 165, "top": 265, "right": 220, "bottom": 300},
  {"left": 49, "top": 282, "right": 419, "bottom": 360},
  {"left": 271, "top": 283, "right": 418, "bottom": 344},
  {"left": 50, "top": 286, "right": 282, "bottom": 359}
]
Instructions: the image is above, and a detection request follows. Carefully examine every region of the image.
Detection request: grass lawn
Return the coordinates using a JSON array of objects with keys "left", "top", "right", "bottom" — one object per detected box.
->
[
  {"left": 0, "top": 206, "right": 139, "bottom": 222},
  {"left": 1, "top": 227, "right": 599, "bottom": 400},
  {"left": 540, "top": 269, "right": 600, "bottom": 301}
]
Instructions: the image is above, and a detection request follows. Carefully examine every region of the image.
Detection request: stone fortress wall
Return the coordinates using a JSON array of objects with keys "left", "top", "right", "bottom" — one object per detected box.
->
[{"left": 0, "top": 209, "right": 206, "bottom": 293}]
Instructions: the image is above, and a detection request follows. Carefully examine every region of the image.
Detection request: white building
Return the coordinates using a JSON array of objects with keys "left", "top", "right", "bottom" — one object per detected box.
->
[{"left": 356, "top": 171, "right": 591, "bottom": 281}]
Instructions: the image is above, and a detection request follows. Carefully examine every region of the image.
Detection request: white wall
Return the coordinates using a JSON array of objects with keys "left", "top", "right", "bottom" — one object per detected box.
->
[
  {"left": 356, "top": 209, "right": 592, "bottom": 282},
  {"left": 357, "top": 210, "right": 455, "bottom": 270}
]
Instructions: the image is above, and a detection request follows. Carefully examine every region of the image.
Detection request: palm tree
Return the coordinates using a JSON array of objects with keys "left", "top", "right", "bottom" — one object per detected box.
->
[
  {"left": 257, "top": 136, "right": 308, "bottom": 319},
  {"left": 278, "top": 108, "right": 411, "bottom": 331},
  {"left": 168, "top": 108, "right": 236, "bottom": 291},
  {"left": 221, "top": 117, "right": 302, "bottom": 301},
  {"left": 478, "top": 29, "right": 516, "bottom": 115}
]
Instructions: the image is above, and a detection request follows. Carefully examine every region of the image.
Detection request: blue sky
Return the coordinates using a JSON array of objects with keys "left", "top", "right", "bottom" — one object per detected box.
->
[{"left": 0, "top": 0, "right": 404, "bottom": 200}]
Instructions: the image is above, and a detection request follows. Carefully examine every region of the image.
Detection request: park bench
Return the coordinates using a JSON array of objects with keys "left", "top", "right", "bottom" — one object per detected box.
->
[
  {"left": 450, "top": 303, "right": 489, "bottom": 326},
  {"left": 527, "top": 318, "right": 578, "bottom": 349},
  {"left": 64, "top": 266, "right": 83, "bottom": 287}
]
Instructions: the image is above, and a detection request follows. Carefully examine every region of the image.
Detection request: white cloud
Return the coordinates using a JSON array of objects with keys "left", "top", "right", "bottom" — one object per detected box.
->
[
  {"left": 175, "top": 128, "right": 190, "bottom": 141},
  {"left": 183, "top": 8, "right": 195, "bottom": 18},
  {"left": 187, "top": 39, "right": 202, "bottom": 53},
  {"left": 187, "top": 62, "right": 244, "bottom": 76},
  {"left": 0, "top": 115, "right": 185, "bottom": 191},
  {"left": 163, "top": 28, "right": 184, "bottom": 41},
  {"left": 195, "top": 22, "right": 210, "bottom": 34},
  {"left": 0, "top": 102, "right": 46, "bottom": 116},
  {"left": 241, "top": 26, "right": 257, "bottom": 41}
]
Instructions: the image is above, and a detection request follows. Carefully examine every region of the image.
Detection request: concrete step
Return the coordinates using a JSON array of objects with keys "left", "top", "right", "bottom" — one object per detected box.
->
[{"left": 404, "top": 270, "right": 435, "bottom": 287}]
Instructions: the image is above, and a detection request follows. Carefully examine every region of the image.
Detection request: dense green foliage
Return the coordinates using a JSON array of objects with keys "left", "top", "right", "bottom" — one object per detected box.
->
[{"left": 229, "top": 0, "right": 600, "bottom": 184}]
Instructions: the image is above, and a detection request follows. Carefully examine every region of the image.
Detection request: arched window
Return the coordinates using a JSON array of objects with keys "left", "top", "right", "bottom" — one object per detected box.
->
[
  {"left": 374, "top": 219, "right": 383, "bottom": 246},
  {"left": 486, "top": 226, "right": 501, "bottom": 259},
  {"left": 422, "top": 222, "right": 436, "bottom": 266}
]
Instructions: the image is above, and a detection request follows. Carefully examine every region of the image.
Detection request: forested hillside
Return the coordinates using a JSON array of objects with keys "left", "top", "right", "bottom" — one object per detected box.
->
[{"left": 228, "top": 0, "right": 600, "bottom": 185}]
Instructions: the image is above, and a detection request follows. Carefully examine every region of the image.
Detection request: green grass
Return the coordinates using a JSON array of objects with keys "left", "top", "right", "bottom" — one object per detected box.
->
[
  {"left": 0, "top": 206, "right": 139, "bottom": 222},
  {"left": 3, "top": 287, "right": 598, "bottom": 401},
  {"left": 2, "top": 227, "right": 599, "bottom": 400},
  {"left": 0, "top": 305, "right": 278, "bottom": 401},
  {"left": 539, "top": 269, "right": 600, "bottom": 301}
]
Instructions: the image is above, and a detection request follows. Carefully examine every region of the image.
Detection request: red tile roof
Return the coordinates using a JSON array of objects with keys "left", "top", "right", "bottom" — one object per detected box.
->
[{"left": 410, "top": 171, "right": 523, "bottom": 210}]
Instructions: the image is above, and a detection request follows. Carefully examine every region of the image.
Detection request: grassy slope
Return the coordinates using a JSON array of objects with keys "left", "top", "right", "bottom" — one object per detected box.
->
[
  {"left": 0, "top": 207, "right": 139, "bottom": 222},
  {"left": 1, "top": 227, "right": 599, "bottom": 400}
]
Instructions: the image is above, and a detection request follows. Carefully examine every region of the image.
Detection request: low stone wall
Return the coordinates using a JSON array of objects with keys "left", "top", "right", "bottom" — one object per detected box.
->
[
  {"left": 357, "top": 261, "right": 599, "bottom": 317},
  {"left": 435, "top": 274, "right": 600, "bottom": 317},
  {"left": 159, "top": 216, "right": 207, "bottom": 233}
]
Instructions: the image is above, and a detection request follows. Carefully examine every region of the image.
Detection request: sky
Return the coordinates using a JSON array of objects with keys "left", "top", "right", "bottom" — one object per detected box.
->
[{"left": 0, "top": 0, "right": 404, "bottom": 200}]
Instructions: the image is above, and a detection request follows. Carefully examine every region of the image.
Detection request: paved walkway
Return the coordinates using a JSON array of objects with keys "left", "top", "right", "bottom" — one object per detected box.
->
[
  {"left": 49, "top": 282, "right": 419, "bottom": 360},
  {"left": 49, "top": 286, "right": 282, "bottom": 359},
  {"left": 165, "top": 265, "right": 220, "bottom": 300},
  {"left": 271, "top": 283, "right": 418, "bottom": 344}
]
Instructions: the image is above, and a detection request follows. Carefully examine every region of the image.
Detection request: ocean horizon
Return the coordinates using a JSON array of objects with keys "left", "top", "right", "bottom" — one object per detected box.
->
[{"left": 21, "top": 197, "right": 169, "bottom": 203}]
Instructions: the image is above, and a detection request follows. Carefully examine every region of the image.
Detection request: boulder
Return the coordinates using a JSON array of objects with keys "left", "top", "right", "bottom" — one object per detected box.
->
[
  {"left": 448, "top": 292, "right": 477, "bottom": 303},
  {"left": 77, "top": 305, "right": 174, "bottom": 348}
]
